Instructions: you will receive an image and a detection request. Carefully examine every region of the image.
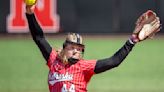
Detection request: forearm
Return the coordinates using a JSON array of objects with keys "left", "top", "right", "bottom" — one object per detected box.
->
[
  {"left": 26, "top": 13, "right": 44, "bottom": 39},
  {"left": 26, "top": 13, "right": 52, "bottom": 61},
  {"left": 94, "top": 39, "right": 135, "bottom": 74}
]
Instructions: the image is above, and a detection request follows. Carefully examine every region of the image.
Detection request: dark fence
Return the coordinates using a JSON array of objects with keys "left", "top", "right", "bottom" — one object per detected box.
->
[{"left": 0, "top": 0, "right": 163, "bottom": 34}]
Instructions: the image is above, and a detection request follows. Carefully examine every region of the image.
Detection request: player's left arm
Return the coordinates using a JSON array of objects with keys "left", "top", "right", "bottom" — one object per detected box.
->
[
  {"left": 94, "top": 10, "right": 161, "bottom": 74},
  {"left": 94, "top": 38, "right": 135, "bottom": 74}
]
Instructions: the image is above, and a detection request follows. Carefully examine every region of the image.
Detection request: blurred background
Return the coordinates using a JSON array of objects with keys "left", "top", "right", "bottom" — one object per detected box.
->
[
  {"left": 0, "top": 0, "right": 164, "bottom": 34},
  {"left": 0, "top": 0, "right": 164, "bottom": 92}
]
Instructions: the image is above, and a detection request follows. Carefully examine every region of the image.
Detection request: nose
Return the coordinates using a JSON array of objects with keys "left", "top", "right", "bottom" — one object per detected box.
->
[
  {"left": 73, "top": 49, "right": 78, "bottom": 55},
  {"left": 73, "top": 49, "right": 78, "bottom": 52},
  {"left": 73, "top": 52, "right": 77, "bottom": 55}
]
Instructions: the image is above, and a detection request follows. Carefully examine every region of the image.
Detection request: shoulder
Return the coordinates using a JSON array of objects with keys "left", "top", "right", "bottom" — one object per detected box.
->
[
  {"left": 49, "top": 49, "right": 58, "bottom": 60},
  {"left": 79, "top": 59, "right": 97, "bottom": 64},
  {"left": 47, "top": 49, "right": 58, "bottom": 66},
  {"left": 76, "top": 59, "right": 97, "bottom": 75},
  {"left": 77, "top": 59, "right": 97, "bottom": 69}
]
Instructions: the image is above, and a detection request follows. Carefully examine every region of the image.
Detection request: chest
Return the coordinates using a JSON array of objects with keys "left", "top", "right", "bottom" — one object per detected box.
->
[
  {"left": 51, "top": 61, "right": 81, "bottom": 73},
  {"left": 48, "top": 61, "right": 84, "bottom": 83}
]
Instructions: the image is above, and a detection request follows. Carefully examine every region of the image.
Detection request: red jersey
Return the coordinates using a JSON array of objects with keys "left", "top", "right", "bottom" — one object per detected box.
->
[{"left": 47, "top": 49, "right": 96, "bottom": 92}]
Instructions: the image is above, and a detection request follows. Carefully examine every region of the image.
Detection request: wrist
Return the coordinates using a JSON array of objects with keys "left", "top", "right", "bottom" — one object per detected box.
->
[
  {"left": 128, "top": 38, "right": 135, "bottom": 44},
  {"left": 26, "top": 5, "right": 34, "bottom": 14},
  {"left": 129, "top": 34, "right": 140, "bottom": 44}
]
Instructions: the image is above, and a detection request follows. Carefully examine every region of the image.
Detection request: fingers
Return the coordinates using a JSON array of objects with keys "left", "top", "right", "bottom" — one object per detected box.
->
[
  {"left": 156, "top": 25, "right": 162, "bottom": 32},
  {"left": 148, "top": 33, "right": 155, "bottom": 39},
  {"left": 25, "top": 0, "right": 37, "bottom": 14},
  {"left": 151, "top": 19, "right": 160, "bottom": 31},
  {"left": 152, "top": 24, "right": 161, "bottom": 34},
  {"left": 134, "top": 10, "right": 161, "bottom": 42},
  {"left": 146, "top": 10, "right": 156, "bottom": 19},
  {"left": 145, "top": 19, "right": 161, "bottom": 36},
  {"left": 148, "top": 26, "right": 161, "bottom": 38},
  {"left": 146, "top": 10, "right": 156, "bottom": 20},
  {"left": 150, "top": 17, "right": 159, "bottom": 26},
  {"left": 136, "top": 15, "right": 159, "bottom": 36},
  {"left": 136, "top": 13, "right": 146, "bottom": 26},
  {"left": 25, "top": 4, "right": 35, "bottom": 14},
  {"left": 134, "top": 25, "right": 143, "bottom": 34},
  {"left": 136, "top": 10, "right": 157, "bottom": 26}
]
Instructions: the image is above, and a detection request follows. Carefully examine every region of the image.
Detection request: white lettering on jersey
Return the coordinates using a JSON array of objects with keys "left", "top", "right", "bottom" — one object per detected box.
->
[{"left": 48, "top": 72, "right": 73, "bottom": 85}]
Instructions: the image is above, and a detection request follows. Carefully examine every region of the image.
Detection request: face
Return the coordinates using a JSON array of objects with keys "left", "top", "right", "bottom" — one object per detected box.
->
[{"left": 64, "top": 43, "right": 84, "bottom": 60}]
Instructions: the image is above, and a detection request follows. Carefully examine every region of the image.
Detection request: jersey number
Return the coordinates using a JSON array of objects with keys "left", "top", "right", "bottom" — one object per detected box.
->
[{"left": 61, "top": 84, "right": 75, "bottom": 92}]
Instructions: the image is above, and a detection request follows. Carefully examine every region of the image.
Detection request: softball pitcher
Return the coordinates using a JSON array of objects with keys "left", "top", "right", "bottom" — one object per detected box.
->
[{"left": 25, "top": 2, "right": 161, "bottom": 92}]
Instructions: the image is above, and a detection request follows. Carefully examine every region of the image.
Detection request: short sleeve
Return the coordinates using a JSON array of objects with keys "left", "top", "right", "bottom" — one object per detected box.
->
[
  {"left": 79, "top": 60, "right": 97, "bottom": 75},
  {"left": 47, "top": 49, "right": 57, "bottom": 68}
]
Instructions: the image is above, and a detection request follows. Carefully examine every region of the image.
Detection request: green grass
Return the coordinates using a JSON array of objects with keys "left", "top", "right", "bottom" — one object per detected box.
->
[{"left": 0, "top": 36, "right": 164, "bottom": 92}]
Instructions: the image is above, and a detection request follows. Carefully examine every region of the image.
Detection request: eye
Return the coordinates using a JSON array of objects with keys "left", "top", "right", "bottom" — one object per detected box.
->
[
  {"left": 65, "top": 45, "right": 74, "bottom": 50},
  {"left": 71, "top": 47, "right": 75, "bottom": 50},
  {"left": 77, "top": 48, "right": 83, "bottom": 52}
]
